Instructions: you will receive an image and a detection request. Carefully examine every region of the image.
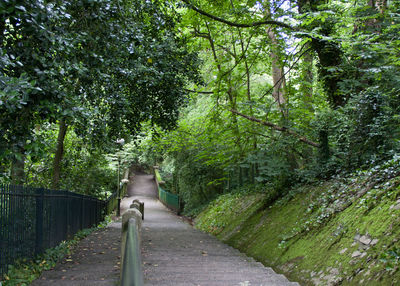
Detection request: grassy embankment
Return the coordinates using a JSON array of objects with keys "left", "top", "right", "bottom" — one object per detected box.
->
[{"left": 195, "top": 158, "right": 400, "bottom": 285}]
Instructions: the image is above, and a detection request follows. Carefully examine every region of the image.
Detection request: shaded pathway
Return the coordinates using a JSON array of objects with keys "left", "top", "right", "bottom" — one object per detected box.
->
[
  {"left": 31, "top": 222, "right": 121, "bottom": 285},
  {"left": 32, "top": 172, "right": 299, "bottom": 286},
  {"left": 130, "top": 173, "right": 299, "bottom": 286}
]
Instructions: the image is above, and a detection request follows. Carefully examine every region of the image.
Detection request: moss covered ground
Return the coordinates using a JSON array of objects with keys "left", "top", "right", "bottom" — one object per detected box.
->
[{"left": 195, "top": 160, "right": 400, "bottom": 285}]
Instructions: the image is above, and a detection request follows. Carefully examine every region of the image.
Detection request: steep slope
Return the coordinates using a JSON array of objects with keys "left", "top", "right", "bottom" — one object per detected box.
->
[{"left": 195, "top": 157, "right": 400, "bottom": 285}]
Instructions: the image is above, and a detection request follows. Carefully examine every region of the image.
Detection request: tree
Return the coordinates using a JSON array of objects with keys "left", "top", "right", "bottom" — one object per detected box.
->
[
  {"left": 1, "top": 0, "right": 200, "bottom": 186},
  {"left": 145, "top": 0, "right": 400, "bottom": 214}
]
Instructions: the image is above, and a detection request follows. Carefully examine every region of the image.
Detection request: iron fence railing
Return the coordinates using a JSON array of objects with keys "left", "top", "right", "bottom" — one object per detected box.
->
[
  {"left": 105, "top": 190, "right": 118, "bottom": 215},
  {"left": 0, "top": 184, "right": 117, "bottom": 277},
  {"left": 225, "top": 164, "right": 257, "bottom": 192}
]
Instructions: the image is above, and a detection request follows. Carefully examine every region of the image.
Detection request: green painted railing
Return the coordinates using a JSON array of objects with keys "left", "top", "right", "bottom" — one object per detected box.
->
[
  {"left": 158, "top": 186, "right": 180, "bottom": 213},
  {"left": 153, "top": 167, "right": 181, "bottom": 214}
]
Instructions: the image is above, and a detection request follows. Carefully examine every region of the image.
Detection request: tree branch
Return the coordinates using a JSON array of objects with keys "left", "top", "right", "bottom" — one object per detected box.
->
[
  {"left": 184, "top": 88, "right": 214, "bottom": 94},
  {"left": 191, "top": 27, "right": 210, "bottom": 39},
  {"left": 181, "top": 0, "right": 296, "bottom": 30},
  {"left": 230, "top": 109, "right": 321, "bottom": 148}
]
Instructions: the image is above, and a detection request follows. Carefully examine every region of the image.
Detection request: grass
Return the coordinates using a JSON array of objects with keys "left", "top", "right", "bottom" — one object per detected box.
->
[{"left": 195, "top": 163, "right": 400, "bottom": 285}]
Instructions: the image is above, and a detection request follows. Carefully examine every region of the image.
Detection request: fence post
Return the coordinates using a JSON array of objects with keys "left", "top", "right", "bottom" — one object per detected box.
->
[
  {"left": 117, "top": 158, "right": 121, "bottom": 217},
  {"left": 239, "top": 167, "right": 243, "bottom": 187},
  {"left": 96, "top": 200, "right": 100, "bottom": 224},
  {"left": 94, "top": 200, "right": 97, "bottom": 225},
  {"left": 35, "top": 188, "right": 44, "bottom": 255},
  {"left": 65, "top": 191, "right": 69, "bottom": 238},
  {"left": 81, "top": 197, "right": 84, "bottom": 230}
]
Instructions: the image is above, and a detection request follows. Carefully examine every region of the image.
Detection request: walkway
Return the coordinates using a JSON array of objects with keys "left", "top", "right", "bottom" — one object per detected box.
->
[
  {"left": 31, "top": 222, "right": 121, "bottom": 285},
  {"left": 130, "top": 173, "right": 299, "bottom": 286},
  {"left": 32, "top": 172, "right": 298, "bottom": 286}
]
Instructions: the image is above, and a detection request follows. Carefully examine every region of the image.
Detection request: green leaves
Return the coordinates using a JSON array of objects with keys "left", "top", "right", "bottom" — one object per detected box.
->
[
  {"left": 142, "top": 0, "right": 400, "bottom": 215},
  {"left": 0, "top": 0, "right": 201, "bottom": 184}
]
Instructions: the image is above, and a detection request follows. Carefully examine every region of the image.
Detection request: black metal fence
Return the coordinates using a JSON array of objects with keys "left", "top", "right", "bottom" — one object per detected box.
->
[
  {"left": 105, "top": 190, "right": 118, "bottom": 215},
  {"left": 0, "top": 184, "right": 116, "bottom": 277}
]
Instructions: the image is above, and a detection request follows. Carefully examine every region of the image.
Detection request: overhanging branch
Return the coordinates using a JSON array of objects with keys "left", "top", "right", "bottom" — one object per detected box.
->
[
  {"left": 230, "top": 109, "right": 320, "bottom": 148},
  {"left": 184, "top": 88, "right": 214, "bottom": 94},
  {"left": 181, "top": 0, "right": 295, "bottom": 30}
]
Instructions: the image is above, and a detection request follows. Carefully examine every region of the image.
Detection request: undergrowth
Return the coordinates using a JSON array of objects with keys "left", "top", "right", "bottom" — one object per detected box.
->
[{"left": 195, "top": 155, "right": 400, "bottom": 285}]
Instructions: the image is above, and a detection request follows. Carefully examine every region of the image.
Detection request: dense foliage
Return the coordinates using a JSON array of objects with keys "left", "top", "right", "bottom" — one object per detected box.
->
[
  {"left": 130, "top": 0, "right": 400, "bottom": 213},
  {"left": 1, "top": 0, "right": 400, "bottom": 206},
  {"left": 0, "top": 0, "right": 199, "bottom": 194}
]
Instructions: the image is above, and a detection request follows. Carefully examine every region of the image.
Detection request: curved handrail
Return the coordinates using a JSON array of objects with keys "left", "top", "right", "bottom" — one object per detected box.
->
[
  {"left": 120, "top": 200, "right": 144, "bottom": 286},
  {"left": 131, "top": 200, "right": 144, "bottom": 220}
]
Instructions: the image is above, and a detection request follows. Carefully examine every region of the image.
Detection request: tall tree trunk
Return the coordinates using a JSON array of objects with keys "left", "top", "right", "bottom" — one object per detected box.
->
[
  {"left": 262, "top": 0, "right": 287, "bottom": 111},
  {"left": 267, "top": 27, "right": 286, "bottom": 107},
  {"left": 300, "top": 48, "right": 314, "bottom": 99},
  {"left": 369, "top": 0, "right": 387, "bottom": 13},
  {"left": 297, "top": 0, "right": 345, "bottom": 108},
  {"left": 236, "top": 22, "right": 259, "bottom": 152},
  {"left": 297, "top": 1, "right": 314, "bottom": 111},
  {"left": 52, "top": 119, "right": 68, "bottom": 189}
]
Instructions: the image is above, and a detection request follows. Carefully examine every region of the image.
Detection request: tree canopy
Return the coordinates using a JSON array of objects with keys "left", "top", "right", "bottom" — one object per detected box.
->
[
  {"left": 129, "top": 0, "right": 400, "bottom": 212},
  {"left": 1, "top": 0, "right": 399, "bottom": 204},
  {"left": 0, "top": 0, "right": 200, "bottom": 189}
]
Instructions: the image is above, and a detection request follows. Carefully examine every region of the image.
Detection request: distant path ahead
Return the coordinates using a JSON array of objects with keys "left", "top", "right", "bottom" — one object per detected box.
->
[{"left": 129, "top": 173, "right": 299, "bottom": 286}]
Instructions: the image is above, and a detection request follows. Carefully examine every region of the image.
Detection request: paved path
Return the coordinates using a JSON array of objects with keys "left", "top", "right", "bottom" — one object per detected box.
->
[
  {"left": 32, "top": 172, "right": 299, "bottom": 286},
  {"left": 31, "top": 221, "right": 121, "bottom": 285},
  {"left": 130, "top": 173, "right": 299, "bottom": 286},
  {"left": 30, "top": 172, "right": 148, "bottom": 286}
]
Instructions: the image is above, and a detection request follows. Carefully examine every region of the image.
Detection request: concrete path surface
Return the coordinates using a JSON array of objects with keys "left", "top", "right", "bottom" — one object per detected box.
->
[
  {"left": 31, "top": 221, "right": 121, "bottom": 285},
  {"left": 31, "top": 172, "right": 299, "bottom": 286},
  {"left": 130, "top": 173, "right": 299, "bottom": 286}
]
